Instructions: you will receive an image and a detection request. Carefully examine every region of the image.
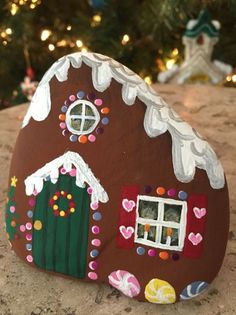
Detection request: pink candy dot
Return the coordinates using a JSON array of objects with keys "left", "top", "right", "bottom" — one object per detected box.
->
[
  {"left": 20, "top": 225, "right": 26, "bottom": 232},
  {"left": 92, "top": 226, "right": 100, "bottom": 234},
  {"left": 88, "top": 272, "right": 98, "bottom": 280},
  {"left": 69, "top": 169, "right": 76, "bottom": 177},
  {"left": 89, "top": 261, "right": 98, "bottom": 270},
  {"left": 59, "top": 122, "right": 66, "bottom": 129},
  {"left": 26, "top": 222, "right": 32, "bottom": 230},
  {"left": 69, "top": 95, "right": 76, "bottom": 102},
  {"left": 26, "top": 234, "right": 32, "bottom": 241},
  {"left": 94, "top": 99, "right": 103, "bottom": 106},
  {"left": 10, "top": 206, "right": 15, "bottom": 213},
  {"left": 167, "top": 188, "right": 176, "bottom": 197},
  {"left": 91, "top": 239, "right": 101, "bottom": 247},
  {"left": 91, "top": 202, "right": 98, "bottom": 210},
  {"left": 28, "top": 198, "right": 35, "bottom": 207},
  {"left": 33, "top": 189, "right": 38, "bottom": 196},
  {"left": 87, "top": 187, "right": 93, "bottom": 194},
  {"left": 60, "top": 167, "right": 67, "bottom": 174},
  {"left": 26, "top": 255, "right": 33, "bottom": 263},
  {"left": 88, "top": 134, "right": 96, "bottom": 143},
  {"left": 148, "top": 249, "right": 156, "bottom": 257}
]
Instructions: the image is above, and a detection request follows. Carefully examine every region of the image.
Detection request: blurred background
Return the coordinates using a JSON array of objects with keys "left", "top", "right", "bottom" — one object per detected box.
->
[{"left": 0, "top": 0, "right": 236, "bottom": 110}]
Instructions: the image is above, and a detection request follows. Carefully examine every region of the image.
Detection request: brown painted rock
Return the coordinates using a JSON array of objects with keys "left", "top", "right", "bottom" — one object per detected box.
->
[{"left": 5, "top": 53, "right": 229, "bottom": 304}]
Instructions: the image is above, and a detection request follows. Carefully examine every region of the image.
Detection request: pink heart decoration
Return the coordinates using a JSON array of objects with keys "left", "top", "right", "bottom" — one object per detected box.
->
[
  {"left": 119, "top": 225, "right": 134, "bottom": 239},
  {"left": 193, "top": 207, "right": 206, "bottom": 219},
  {"left": 122, "top": 199, "right": 136, "bottom": 212},
  {"left": 188, "top": 232, "right": 203, "bottom": 246}
]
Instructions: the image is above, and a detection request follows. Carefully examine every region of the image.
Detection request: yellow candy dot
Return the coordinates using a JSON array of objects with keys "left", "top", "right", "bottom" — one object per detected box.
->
[
  {"left": 53, "top": 195, "right": 58, "bottom": 200},
  {"left": 70, "top": 207, "right": 75, "bottom": 213},
  {"left": 61, "top": 191, "right": 65, "bottom": 195},
  {"left": 67, "top": 194, "right": 72, "bottom": 200},
  {"left": 145, "top": 278, "right": 176, "bottom": 304},
  {"left": 60, "top": 210, "right": 65, "bottom": 217},
  {"left": 53, "top": 205, "right": 59, "bottom": 210},
  {"left": 34, "top": 220, "right": 42, "bottom": 231}
]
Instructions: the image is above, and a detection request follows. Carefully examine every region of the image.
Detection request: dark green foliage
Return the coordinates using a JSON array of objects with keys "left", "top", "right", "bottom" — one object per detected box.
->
[{"left": 0, "top": 0, "right": 236, "bottom": 108}]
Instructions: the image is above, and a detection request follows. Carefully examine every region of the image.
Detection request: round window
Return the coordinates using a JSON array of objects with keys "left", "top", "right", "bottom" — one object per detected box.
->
[{"left": 65, "top": 100, "right": 100, "bottom": 135}]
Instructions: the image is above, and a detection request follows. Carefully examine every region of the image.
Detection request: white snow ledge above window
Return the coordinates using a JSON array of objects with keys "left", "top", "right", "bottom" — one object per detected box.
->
[{"left": 21, "top": 52, "right": 225, "bottom": 190}]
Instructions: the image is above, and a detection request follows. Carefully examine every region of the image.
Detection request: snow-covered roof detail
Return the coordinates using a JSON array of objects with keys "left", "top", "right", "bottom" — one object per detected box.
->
[
  {"left": 24, "top": 151, "right": 109, "bottom": 204},
  {"left": 22, "top": 52, "right": 225, "bottom": 189}
]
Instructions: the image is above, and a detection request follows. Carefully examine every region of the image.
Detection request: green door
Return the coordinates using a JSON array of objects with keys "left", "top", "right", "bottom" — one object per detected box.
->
[{"left": 32, "top": 174, "right": 90, "bottom": 278}]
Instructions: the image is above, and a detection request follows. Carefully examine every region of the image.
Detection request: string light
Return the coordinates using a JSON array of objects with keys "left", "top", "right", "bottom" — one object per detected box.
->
[
  {"left": 48, "top": 43, "right": 55, "bottom": 51},
  {"left": 81, "top": 47, "right": 88, "bottom": 52},
  {"left": 1, "top": 31, "right": 7, "bottom": 38},
  {"left": 6, "top": 28, "right": 12, "bottom": 35},
  {"left": 232, "top": 75, "right": 236, "bottom": 82},
  {"left": 226, "top": 75, "right": 232, "bottom": 82},
  {"left": 121, "top": 34, "right": 130, "bottom": 45},
  {"left": 10, "top": 3, "right": 19, "bottom": 15},
  {"left": 91, "top": 14, "right": 102, "bottom": 27},
  {"left": 66, "top": 25, "right": 72, "bottom": 31},
  {"left": 76, "top": 39, "right": 83, "bottom": 48},
  {"left": 56, "top": 39, "right": 67, "bottom": 47},
  {"left": 41, "top": 29, "right": 52, "bottom": 41},
  {"left": 171, "top": 48, "right": 179, "bottom": 57},
  {"left": 166, "top": 59, "right": 175, "bottom": 70},
  {"left": 144, "top": 76, "right": 153, "bottom": 85}
]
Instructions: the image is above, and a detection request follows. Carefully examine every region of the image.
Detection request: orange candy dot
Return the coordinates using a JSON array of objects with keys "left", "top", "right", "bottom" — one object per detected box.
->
[
  {"left": 59, "top": 114, "right": 66, "bottom": 121},
  {"left": 78, "top": 135, "right": 88, "bottom": 144},
  {"left": 156, "top": 186, "right": 165, "bottom": 195},
  {"left": 101, "top": 107, "right": 110, "bottom": 114},
  {"left": 159, "top": 251, "right": 169, "bottom": 260},
  {"left": 11, "top": 220, "right": 16, "bottom": 227}
]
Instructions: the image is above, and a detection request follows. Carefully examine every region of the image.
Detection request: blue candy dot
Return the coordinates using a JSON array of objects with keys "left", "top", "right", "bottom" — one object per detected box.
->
[
  {"left": 93, "top": 212, "right": 102, "bottom": 221},
  {"left": 61, "top": 105, "right": 68, "bottom": 113},
  {"left": 77, "top": 91, "right": 85, "bottom": 99},
  {"left": 137, "top": 246, "right": 145, "bottom": 255},
  {"left": 70, "top": 135, "right": 78, "bottom": 142},
  {"left": 27, "top": 210, "right": 33, "bottom": 218},
  {"left": 90, "top": 249, "right": 99, "bottom": 258},
  {"left": 178, "top": 191, "right": 188, "bottom": 200},
  {"left": 26, "top": 244, "right": 32, "bottom": 251},
  {"left": 102, "top": 117, "right": 109, "bottom": 125}
]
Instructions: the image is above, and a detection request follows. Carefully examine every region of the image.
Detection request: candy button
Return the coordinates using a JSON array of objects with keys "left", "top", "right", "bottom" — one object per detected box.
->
[
  {"left": 156, "top": 187, "right": 165, "bottom": 195},
  {"left": 26, "top": 234, "right": 32, "bottom": 241},
  {"left": 10, "top": 206, "right": 15, "bottom": 213},
  {"left": 70, "top": 135, "right": 78, "bottom": 142},
  {"left": 101, "top": 117, "right": 109, "bottom": 125},
  {"left": 144, "top": 185, "right": 152, "bottom": 194},
  {"left": 90, "top": 249, "right": 99, "bottom": 258},
  {"left": 87, "top": 93, "right": 95, "bottom": 101},
  {"left": 64, "top": 100, "right": 70, "bottom": 106},
  {"left": 88, "top": 272, "right": 98, "bottom": 280},
  {"left": 27, "top": 210, "right": 33, "bottom": 218},
  {"left": 101, "top": 107, "right": 110, "bottom": 114},
  {"left": 62, "top": 129, "right": 69, "bottom": 136},
  {"left": 148, "top": 249, "right": 156, "bottom": 257},
  {"left": 159, "top": 251, "right": 169, "bottom": 260},
  {"left": 88, "top": 134, "right": 96, "bottom": 142},
  {"left": 34, "top": 220, "right": 42, "bottom": 231},
  {"left": 92, "top": 226, "right": 100, "bottom": 234},
  {"left": 178, "top": 191, "right": 188, "bottom": 200},
  {"left": 87, "top": 187, "right": 93, "bottom": 194},
  {"left": 69, "top": 169, "right": 76, "bottom": 176},
  {"left": 91, "top": 239, "right": 101, "bottom": 247},
  {"left": 26, "top": 255, "right": 33, "bottom": 263},
  {"left": 59, "top": 122, "right": 66, "bottom": 129},
  {"left": 20, "top": 225, "right": 26, "bottom": 232},
  {"left": 91, "top": 202, "right": 98, "bottom": 210},
  {"left": 77, "top": 91, "right": 85, "bottom": 99},
  {"left": 11, "top": 220, "right": 16, "bottom": 227},
  {"left": 93, "top": 212, "right": 102, "bottom": 221},
  {"left": 78, "top": 135, "right": 87, "bottom": 144},
  {"left": 59, "top": 114, "right": 66, "bottom": 121},
  {"left": 96, "top": 127, "right": 104, "bottom": 135},
  {"left": 61, "top": 105, "right": 68, "bottom": 113},
  {"left": 67, "top": 194, "right": 72, "bottom": 200},
  {"left": 60, "top": 210, "right": 65, "bottom": 217},
  {"left": 89, "top": 261, "right": 98, "bottom": 270},
  {"left": 137, "top": 246, "right": 145, "bottom": 255},
  {"left": 94, "top": 99, "right": 103, "bottom": 106},
  {"left": 172, "top": 253, "right": 180, "bottom": 261},
  {"left": 69, "top": 95, "right": 76, "bottom": 102},
  {"left": 26, "top": 222, "right": 32, "bottom": 230},
  {"left": 60, "top": 167, "right": 67, "bottom": 174},
  {"left": 167, "top": 188, "right": 176, "bottom": 197},
  {"left": 28, "top": 198, "right": 35, "bottom": 207},
  {"left": 26, "top": 243, "right": 32, "bottom": 251}
]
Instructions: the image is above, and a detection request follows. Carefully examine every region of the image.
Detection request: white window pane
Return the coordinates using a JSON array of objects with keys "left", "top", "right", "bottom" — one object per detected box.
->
[
  {"left": 164, "top": 204, "right": 182, "bottom": 223},
  {"left": 138, "top": 200, "right": 159, "bottom": 220},
  {"left": 161, "top": 226, "right": 179, "bottom": 246},
  {"left": 71, "top": 118, "right": 82, "bottom": 131}
]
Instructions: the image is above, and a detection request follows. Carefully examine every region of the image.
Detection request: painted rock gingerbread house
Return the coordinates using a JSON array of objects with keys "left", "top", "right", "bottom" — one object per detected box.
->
[{"left": 5, "top": 52, "right": 229, "bottom": 304}]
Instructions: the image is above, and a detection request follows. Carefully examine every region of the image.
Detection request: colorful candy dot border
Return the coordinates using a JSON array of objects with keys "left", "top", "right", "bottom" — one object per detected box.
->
[
  {"left": 59, "top": 90, "right": 110, "bottom": 143},
  {"left": 49, "top": 190, "right": 76, "bottom": 217}
]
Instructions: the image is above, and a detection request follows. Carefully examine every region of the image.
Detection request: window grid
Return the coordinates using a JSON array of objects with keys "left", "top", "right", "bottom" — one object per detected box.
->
[{"left": 134, "top": 195, "right": 187, "bottom": 251}]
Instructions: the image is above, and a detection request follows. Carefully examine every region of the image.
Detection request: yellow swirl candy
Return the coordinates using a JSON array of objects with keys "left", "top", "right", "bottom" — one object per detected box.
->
[{"left": 145, "top": 278, "right": 176, "bottom": 304}]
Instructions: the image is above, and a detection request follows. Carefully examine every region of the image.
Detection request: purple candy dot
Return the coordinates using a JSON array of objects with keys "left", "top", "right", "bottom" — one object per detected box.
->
[
  {"left": 148, "top": 249, "right": 156, "bottom": 257},
  {"left": 62, "top": 129, "right": 69, "bottom": 136},
  {"left": 87, "top": 93, "right": 96, "bottom": 101},
  {"left": 92, "top": 226, "right": 100, "bottom": 234},
  {"left": 28, "top": 198, "right": 35, "bottom": 207},
  {"left": 168, "top": 188, "right": 176, "bottom": 197},
  {"left": 144, "top": 185, "right": 152, "bottom": 194},
  {"left": 26, "top": 234, "right": 32, "bottom": 241},
  {"left": 87, "top": 187, "right": 93, "bottom": 194},
  {"left": 89, "top": 261, "right": 98, "bottom": 270},
  {"left": 60, "top": 167, "right": 67, "bottom": 174},
  {"left": 96, "top": 127, "right": 104, "bottom": 135},
  {"left": 64, "top": 100, "right": 70, "bottom": 106},
  {"left": 172, "top": 253, "right": 180, "bottom": 261}
]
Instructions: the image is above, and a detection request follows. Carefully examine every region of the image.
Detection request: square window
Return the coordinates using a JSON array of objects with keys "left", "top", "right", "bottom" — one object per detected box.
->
[
  {"left": 163, "top": 204, "right": 182, "bottom": 223},
  {"left": 138, "top": 200, "right": 158, "bottom": 220}
]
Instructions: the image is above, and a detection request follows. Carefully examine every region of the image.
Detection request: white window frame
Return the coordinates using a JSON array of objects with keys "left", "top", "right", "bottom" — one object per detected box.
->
[
  {"left": 134, "top": 195, "right": 187, "bottom": 251},
  {"left": 65, "top": 100, "right": 100, "bottom": 135}
]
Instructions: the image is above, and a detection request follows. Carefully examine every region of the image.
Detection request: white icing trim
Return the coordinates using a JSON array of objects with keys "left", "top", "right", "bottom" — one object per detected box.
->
[
  {"left": 134, "top": 195, "right": 187, "bottom": 252},
  {"left": 22, "top": 52, "right": 225, "bottom": 189},
  {"left": 24, "top": 151, "right": 109, "bottom": 204}
]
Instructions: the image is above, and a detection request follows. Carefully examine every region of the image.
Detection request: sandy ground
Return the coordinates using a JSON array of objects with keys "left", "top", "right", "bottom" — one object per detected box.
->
[{"left": 0, "top": 84, "right": 235, "bottom": 315}]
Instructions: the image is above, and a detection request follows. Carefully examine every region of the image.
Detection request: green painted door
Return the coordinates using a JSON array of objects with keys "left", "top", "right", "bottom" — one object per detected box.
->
[{"left": 32, "top": 174, "right": 90, "bottom": 278}]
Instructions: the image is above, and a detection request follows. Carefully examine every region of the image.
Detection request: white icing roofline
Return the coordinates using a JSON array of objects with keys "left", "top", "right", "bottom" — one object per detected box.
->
[
  {"left": 24, "top": 151, "right": 109, "bottom": 204},
  {"left": 22, "top": 52, "right": 225, "bottom": 189}
]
